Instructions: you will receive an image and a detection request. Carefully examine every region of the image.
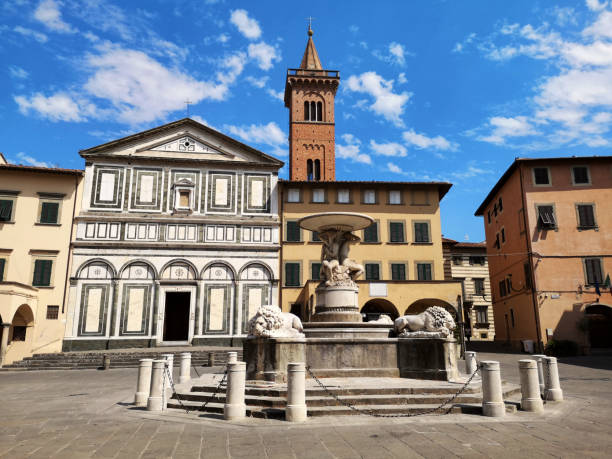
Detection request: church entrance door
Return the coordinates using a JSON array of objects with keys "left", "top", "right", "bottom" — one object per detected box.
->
[{"left": 163, "top": 292, "right": 191, "bottom": 342}]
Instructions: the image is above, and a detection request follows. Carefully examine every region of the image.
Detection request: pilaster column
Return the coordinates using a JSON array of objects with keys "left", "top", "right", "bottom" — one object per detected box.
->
[
  {"left": 0, "top": 323, "right": 11, "bottom": 368},
  {"left": 108, "top": 279, "right": 120, "bottom": 337}
]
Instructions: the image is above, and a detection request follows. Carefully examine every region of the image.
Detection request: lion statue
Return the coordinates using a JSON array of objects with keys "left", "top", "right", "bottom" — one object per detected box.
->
[
  {"left": 394, "top": 306, "right": 456, "bottom": 338},
  {"left": 369, "top": 314, "right": 394, "bottom": 325},
  {"left": 248, "top": 305, "right": 304, "bottom": 338}
]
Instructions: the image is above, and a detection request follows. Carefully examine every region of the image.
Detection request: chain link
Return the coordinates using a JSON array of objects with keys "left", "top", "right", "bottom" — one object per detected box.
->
[
  {"left": 165, "top": 365, "right": 190, "bottom": 414},
  {"left": 197, "top": 368, "right": 228, "bottom": 413},
  {"left": 305, "top": 365, "right": 480, "bottom": 418}
]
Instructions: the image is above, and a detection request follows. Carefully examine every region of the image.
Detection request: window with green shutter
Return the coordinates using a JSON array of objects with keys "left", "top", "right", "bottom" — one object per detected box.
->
[
  {"left": 414, "top": 222, "right": 430, "bottom": 242},
  {"left": 0, "top": 258, "right": 5, "bottom": 281},
  {"left": 365, "top": 263, "right": 380, "bottom": 280},
  {"left": 285, "top": 263, "right": 300, "bottom": 286},
  {"left": 391, "top": 263, "right": 406, "bottom": 281},
  {"left": 584, "top": 258, "right": 603, "bottom": 285},
  {"left": 40, "top": 201, "right": 60, "bottom": 224},
  {"left": 363, "top": 222, "right": 378, "bottom": 242},
  {"left": 416, "top": 263, "right": 432, "bottom": 281},
  {"left": 311, "top": 231, "right": 320, "bottom": 242},
  {"left": 311, "top": 262, "right": 322, "bottom": 280},
  {"left": 286, "top": 221, "right": 301, "bottom": 242},
  {"left": 0, "top": 199, "right": 13, "bottom": 222},
  {"left": 33, "top": 259, "right": 53, "bottom": 286},
  {"left": 389, "top": 222, "right": 404, "bottom": 242},
  {"left": 577, "top": 204, "right": 596, "bottom": 228}
]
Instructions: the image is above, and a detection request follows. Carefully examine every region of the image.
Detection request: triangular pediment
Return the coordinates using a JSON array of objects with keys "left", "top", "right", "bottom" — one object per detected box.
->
[
  {"left": 79, "top": 118, "right": 284, "bottom": 168},
  {"left": 143, "top": 134, "right": 234, "bottom": 158}
]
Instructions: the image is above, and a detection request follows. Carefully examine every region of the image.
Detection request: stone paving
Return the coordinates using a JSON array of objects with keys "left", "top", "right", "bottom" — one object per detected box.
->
[{"left": 1, "top": 351, "right": 611, "bottom": 458}]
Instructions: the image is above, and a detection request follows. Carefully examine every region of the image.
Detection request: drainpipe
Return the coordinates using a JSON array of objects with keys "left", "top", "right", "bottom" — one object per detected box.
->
[
  {"left": 518, "top": 164, "right": 543, "bottom": 352},
  {"left": 61, "top": 174, "right": 79, "bottom": 314},
  {"left": 279, "top": 184, "right": 284, "bottom": 310}
]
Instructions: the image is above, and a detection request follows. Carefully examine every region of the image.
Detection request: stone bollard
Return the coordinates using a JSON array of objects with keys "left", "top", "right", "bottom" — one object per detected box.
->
[
  {"left": 208, "top": 351, "right": 215, "bottom": 367},
  {"left": 103, "top": 355, "right": 111, "bottom": 370},
  {"left": 518, "top": 360, "right": 544, "bottom": 412},
  {"left": 147, "top": 359, "right": 166, "bottom": 411},
  {"left": 465, "top": 351, "right": 477, "bottom": 375},
  {"left": 161, "top": 353, "right": 174, "bottom": 408},
  {"left": 134, "top": 359, "right": 153, "bottom": 407},
  {"left": 179, "top": 352, "right": 191, "bottom": 385},
  {"left": 543, "top": 356, "right": 563, "bottom": 401},
  {"left": 286, "top": 362, "right": 307, "bottom": 422},
  {"left": 224, "top": 362, "right": 246, "bottom": 420},
  {"left": 532, "top": 354, "right": 546, "bottom": 396},
  {"left": 227, "top": 351, "right": 238, "bottom": 364},
  {"left": 480, "top": 361, "right": 505, "bottom": 417}
]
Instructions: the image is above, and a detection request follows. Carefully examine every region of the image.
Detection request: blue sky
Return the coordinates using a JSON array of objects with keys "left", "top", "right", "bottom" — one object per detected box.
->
[{"left": 2, "top": 0, "right": 612, "bottom": 242}]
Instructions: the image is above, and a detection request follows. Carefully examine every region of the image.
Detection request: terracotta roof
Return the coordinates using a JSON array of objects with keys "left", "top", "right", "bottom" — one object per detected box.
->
[
  {"left": 475, "top": 155, "right": 612, "bottom": 216},
  {"left": 0, "top": 163, "right": 83, "bottom": 176},
  {"left": 280, "top": 179, "right": 453, "bottom": 200},
  {"left": 300, "top": 26, "right": 323, "bottom": 70}
]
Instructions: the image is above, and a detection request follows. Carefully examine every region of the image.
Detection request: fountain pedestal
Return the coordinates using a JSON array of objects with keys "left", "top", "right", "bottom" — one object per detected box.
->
[{"left": 312, "top": 284, "right": 361, "bottom": 322}]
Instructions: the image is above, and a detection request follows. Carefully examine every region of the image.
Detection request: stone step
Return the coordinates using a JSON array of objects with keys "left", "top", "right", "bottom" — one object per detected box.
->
[
  {"left": 165, "top": 399, "right": 473, "bottom": 418},
  {"left": 174, "top": 391, "right": 484, "bottom": 408},
  {"left": 189, "top": 383, "right": 482, "bottom": 397}
]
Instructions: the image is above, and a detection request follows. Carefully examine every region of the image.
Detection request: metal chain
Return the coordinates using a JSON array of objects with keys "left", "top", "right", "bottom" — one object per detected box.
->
[
  {"left": 165, "top": 365, "right": 190, "bottom": 414},
  {"left": 197, "top": 368, "right": 228, "bottom": 413},
  {"left": 305, "top": 365, "right": 480, "bottom": 418}
]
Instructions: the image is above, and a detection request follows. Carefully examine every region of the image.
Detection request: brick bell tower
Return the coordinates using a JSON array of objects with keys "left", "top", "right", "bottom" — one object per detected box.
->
[{"left": 284, "top": 24, "right": 339, "bottom": 181}]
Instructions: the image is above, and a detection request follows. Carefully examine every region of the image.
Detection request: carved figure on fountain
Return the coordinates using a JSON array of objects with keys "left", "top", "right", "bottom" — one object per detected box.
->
[
  {"left": 319, "top": 230, "right": 364, "bottom": 287},
  {"left": 394, "top": 306, "right": 456, "bottom": 338},
  {"left": 248, "top": 305, "right": 305, "bottom": 338}
]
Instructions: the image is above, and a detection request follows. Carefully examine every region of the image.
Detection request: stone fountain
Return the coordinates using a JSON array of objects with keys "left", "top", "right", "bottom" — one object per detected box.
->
[{"left": 244, "top": 212, "right": 458, "bottom": 383}]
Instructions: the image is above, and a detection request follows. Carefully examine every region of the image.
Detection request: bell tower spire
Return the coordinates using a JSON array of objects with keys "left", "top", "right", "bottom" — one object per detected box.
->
[{"left": 284, "top": 24, "right": 339, "bottom": 181}]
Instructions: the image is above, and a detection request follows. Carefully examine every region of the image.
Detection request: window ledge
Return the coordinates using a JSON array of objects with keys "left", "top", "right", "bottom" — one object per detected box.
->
[
  {"left": 412, "top": 242, "right": 433, "bottom": 245},
  {"left": 577, "top": 226, "right": 599, "bottom": 231},
  {"left": 282, "top": 285, "right": 302, "bottom": 289},
  {"left": 35, "top": 222, "right": 61, "bottom": 227},
  {"left": 0, "top": 221, "right": 15, "bottom": 224},
  {"left": 307, "top": 241, "right": 323, "bottom": 244},
  {"left": 33, "top": 285, "right": 55, "bottom": 289},
  {"left": 361, "top": 242, "right": 382, "bottom": 244},
  {"left": 387, "top": 242, "right": 408, "bottom": 245},
  {"left": 283, "top": 241, "right": 304, "bottom": 244}
]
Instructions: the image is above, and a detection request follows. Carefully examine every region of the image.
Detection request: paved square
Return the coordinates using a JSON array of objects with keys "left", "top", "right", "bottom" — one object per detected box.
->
[{"left": 1, "top": 352, "right": 611, "bottom": 458}]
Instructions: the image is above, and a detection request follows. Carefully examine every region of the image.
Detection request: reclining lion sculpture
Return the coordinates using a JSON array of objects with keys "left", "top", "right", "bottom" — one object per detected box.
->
[
  {"left": 248, "top": 305, "right": 304, "bottom": 338},
  {"left": 394, "top": 306, "right": 456, "bottom": 338}
]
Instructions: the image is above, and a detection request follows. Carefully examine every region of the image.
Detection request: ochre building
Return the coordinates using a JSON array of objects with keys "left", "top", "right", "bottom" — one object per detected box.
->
[
  {"left": 0, "top": 154, "right": 83, "bottom": 365},
  {"left": 475, "top": 156, "right": 612, "bottom": 352}
]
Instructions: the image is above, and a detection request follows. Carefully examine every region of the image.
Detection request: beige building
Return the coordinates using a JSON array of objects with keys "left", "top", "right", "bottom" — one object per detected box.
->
[
  {"left": 0, "top": 154, "right": 83, "bottom": 366},
  {"left": 279, "top": 181, "right": 463, "bottom": 321},
  {"left": 443, "top": 238, "right": 494, "bottom": 341}
]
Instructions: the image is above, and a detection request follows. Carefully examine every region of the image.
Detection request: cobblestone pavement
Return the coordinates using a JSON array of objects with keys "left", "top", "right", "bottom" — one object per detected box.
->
[{"left": 1, "top": 351, "right": 611, "bottom": 458}]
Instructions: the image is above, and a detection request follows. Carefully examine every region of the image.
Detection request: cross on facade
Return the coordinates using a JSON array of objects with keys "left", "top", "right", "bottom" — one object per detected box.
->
[
  {"left": 306, "top": 16, "right": 315, "bottom": 29},
  {"left": 184, "top": 100, "right": 193, "bottom": 117}
]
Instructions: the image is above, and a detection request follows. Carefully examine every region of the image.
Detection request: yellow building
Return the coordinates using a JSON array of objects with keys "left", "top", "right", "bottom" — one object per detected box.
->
[
  {"left": 0, "top": 154, "right": 83, "bottom": 366},
  {"left": 278, "top": 181, "right": 463, "bottom": 321}
]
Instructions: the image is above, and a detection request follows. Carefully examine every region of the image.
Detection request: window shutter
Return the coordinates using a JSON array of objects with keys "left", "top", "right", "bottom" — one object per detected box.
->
[
  {"left": 0, "top": 258, "right": 5, "bottom": 281},
  {"left": 33, "top": 259, "right": 52, "bottom": 286},
  {"left": 40, "top": 202, "right": 59, "bottom": 223},
  {"left": 578, "top": 205, "right": 595, "bottom": 227},
  {"left": 573, "top": 167, "right": 589, "bottom": 184},
  {"left": 390, "top": 222, "right": 404, "bottom": 242},
  {"left": 417, "top": 263, "right": 432, "bottom": 280},
  {"left": 391, "top": 264, "right": 405, "bottom": 281},
  {"left": 285, "top": 263, "right": 300, "bottom": 287},
  {"left": 364, "top": 222, "right": 378, "bottom": 242},
  {"left": 366, "top": 264, "right": 379, "bottom": 280},
  {"left": 415, "top": 223, "right": 429, "bottom": 242},
  {"left": 0, "top": 200, "right": 13, "bottom": 221},
  {"left": 311, "top": 263, "right": 321, "bottom": 280},
  {"left": 586, "top": 258, "right": 603, "bottom": 285},
  {"left": 311, "top": 231, "right": 320, "bottom": 241},
  {"left": 286, "top": 221, "right": 300, "bottom": 241}
]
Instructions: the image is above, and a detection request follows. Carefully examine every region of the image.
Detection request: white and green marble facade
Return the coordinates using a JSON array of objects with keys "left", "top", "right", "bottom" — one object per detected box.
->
[{"left": 63, "top": 119, "right": 282, "bottom": 350}]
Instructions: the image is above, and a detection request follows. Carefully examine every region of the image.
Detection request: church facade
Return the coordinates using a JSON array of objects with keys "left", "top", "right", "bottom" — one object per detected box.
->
[{"left": 62, "top": 119, "right": 283, "bottom": 350}]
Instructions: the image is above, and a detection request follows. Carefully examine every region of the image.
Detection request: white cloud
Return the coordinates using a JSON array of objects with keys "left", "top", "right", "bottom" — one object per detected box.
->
[
  {"left": 336, "top": 134, "right": 371, "bottom": 164},
  {"left": 14, "top": 92, "right": 84, "bottom": 122},
  {"left": 552, "top": 6, "right": 577, "bottom": 27},
  {"left": 397, "top": 72, "right": 407, "bottom": 84},
  {"left": 230, "top": 9, "right": 261, "bottom": 40},
  {"left": 387, "top": 162, "right": 405, "bottom": 174},
  {"left": 402, "top": 129, "right": 458, "bottom": 151},
  {"left": 346, "top": 71, "right": 411, "bottom": 126},
  {"left": 224, "top": 122, "right": 287, "bottom": 156},
  {"left": 14, "top": 152, "right": 51, "bottom": 168},
  {"left": 478, "top": 116, "right": 539, "bottom": 145},
  {"left": 388, "top": 42, "right": 407, "bottom": 66},
  {"left": 34, "top": 0, "right": 76, "bottom": 33},
  {"left": 8, "top": 66, "right": 29, "bottom": 79},
  {"left": 584, "top": 10, "right": 612, "bottom": 39},
  {"left": 217, "top": 33, "right": 230, "bottom": 43},
  {"left": 245, "top": 75, "right": 268, "bottom": 89},
  {"left": 369, "top": 140, "right": 407, "bottom": 157},
  {"left": 451, "top": 166, "right": 492, "bottom": 179},
  {"left": 217, "top": 52, "right": 246, "bottom": 85},
  {"left": 586, "top": 0, "right": 608, "bottom": 12},
  {"left": 83, "top": 46, "right": 225, "bottom": 124},
  {"left": 452, "top": 33, "right": 476, "bottom": 53},
  {"left": 266, "top": 88, "right": 284, "bottom": 101},
  {"left": 247, "top": 42, "right": 280, "bottom": 70},
  {"left": 13, "top": 26, "right": 48, "bottom": 43}
]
